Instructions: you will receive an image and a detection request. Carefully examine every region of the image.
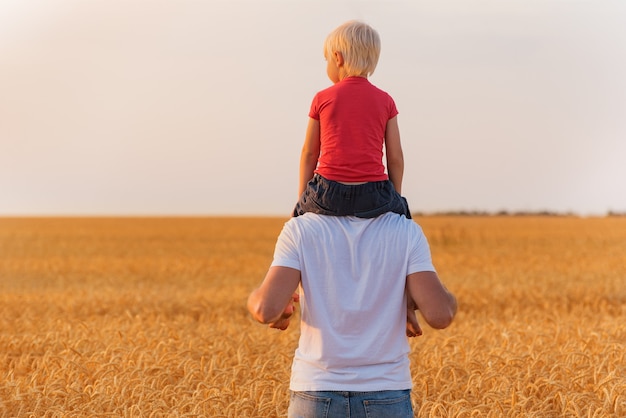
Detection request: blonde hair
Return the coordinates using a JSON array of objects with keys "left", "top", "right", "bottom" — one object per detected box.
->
[{"left": 324, "top": 20, "right": 381, "bottom": 77}]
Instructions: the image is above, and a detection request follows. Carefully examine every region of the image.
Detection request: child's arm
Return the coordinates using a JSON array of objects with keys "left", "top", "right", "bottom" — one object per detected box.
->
[
  {"left": 298, "top": 118, "right": 321, "bottom": 196},
  {"left": 384, "top": 116, "right": 404, "bottom": 194}
]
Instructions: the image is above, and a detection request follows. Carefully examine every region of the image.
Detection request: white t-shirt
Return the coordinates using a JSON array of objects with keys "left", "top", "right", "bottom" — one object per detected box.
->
[{"left": 271, "top": 212, "right": 436, "bottom": 392}]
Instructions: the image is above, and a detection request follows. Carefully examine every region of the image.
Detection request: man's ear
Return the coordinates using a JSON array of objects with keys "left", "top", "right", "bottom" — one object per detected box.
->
[{"left": 333, "top": 51, "right": 344, "bottom": 67}]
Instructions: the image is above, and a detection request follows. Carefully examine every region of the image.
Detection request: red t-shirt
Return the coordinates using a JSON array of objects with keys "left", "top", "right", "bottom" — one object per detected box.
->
[{"left": 309, "top": 77, "right": 398, "bottom": 182}]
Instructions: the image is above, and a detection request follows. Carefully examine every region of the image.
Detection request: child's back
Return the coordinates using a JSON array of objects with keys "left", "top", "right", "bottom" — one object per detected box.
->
[{"left": 312, "top": 76, "right": 397, "bottom": 183}]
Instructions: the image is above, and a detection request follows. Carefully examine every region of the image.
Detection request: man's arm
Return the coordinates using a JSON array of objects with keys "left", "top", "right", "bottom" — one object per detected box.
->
[
  {"left": 247, "top": 266, "right": 301, "bottom": 329},
  {"left": 406, "top": 271, "right": 457, "bottom": 329}
]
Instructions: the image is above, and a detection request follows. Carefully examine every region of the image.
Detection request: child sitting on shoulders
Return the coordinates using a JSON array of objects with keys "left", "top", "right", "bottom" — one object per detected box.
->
[
  {"left": 293, "top": 20, "right": 421, "bottom": 337},
  {"left": 293, "top": 20, "right": 410, "bottom": 220}
]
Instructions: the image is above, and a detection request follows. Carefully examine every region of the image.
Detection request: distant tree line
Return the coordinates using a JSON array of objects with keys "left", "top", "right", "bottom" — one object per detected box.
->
[{"left": 412, "top": 210, "right": 626, "bottom": 217}]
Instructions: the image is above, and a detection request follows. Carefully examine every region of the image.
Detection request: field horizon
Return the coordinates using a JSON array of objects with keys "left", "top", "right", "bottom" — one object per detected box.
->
[{"left": 0, "top": 216, "right": 624, "bottom": 416}]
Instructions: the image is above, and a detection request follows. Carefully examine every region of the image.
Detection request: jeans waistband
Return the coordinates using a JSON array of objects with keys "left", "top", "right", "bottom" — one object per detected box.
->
[{"left": 313, "top": 174, "right": 390, "bottom": 195}]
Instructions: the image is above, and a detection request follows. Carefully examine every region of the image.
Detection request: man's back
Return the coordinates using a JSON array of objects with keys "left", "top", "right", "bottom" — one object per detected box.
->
[
  {"left": 248, "top": 212, "right": 457, "bottom": 417},
  {"left": 271, "top": 213, "right": 435, "bottom": 391}
]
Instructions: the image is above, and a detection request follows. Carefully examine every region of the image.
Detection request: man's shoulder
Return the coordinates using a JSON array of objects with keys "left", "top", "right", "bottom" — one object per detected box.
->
[
  {"left": 286, "top": 214, "right": 356, "bottom": 232},
  {"left": 284, "top": 214, "right": 424, "bottom": 255},
  {"left": 375, "top": 212, "right": 421, "bottom": 230},
  {"left": 292, "top": 212, "right": 418, "bottom": 231}
]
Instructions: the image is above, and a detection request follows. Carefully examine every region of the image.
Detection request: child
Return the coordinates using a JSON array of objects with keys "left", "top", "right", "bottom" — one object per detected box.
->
[
  {"left": 293, "top": 20, "right": 421, "bottom": 337},
  {"left": 293, "top": 20, "right": 410, "bottom": 219}
]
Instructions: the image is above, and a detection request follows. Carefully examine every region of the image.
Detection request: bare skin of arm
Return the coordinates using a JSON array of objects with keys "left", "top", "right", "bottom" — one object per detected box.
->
[
  {"left": 298, "top": 118, "right": 321, "bottom": 197},
  {"left": 384, "top": 116, "right": 404, "bottom": 194},
  {"left": 406, "top": 290, "right": 423, "bottom": 337},
  {"left": 248, "top": 267, "right": 454, "bottom": 335},
  {"left": 406, "top": 271, "right": 457, "bottom": 330},
  {"left": 247, "top": 266, "right": 301, "bottom": 330}
]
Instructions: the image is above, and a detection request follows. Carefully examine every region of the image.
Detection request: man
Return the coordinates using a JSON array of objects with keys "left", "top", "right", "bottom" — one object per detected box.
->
[{"left": 247, "top": 212, "right": 457, "bottom": 417}]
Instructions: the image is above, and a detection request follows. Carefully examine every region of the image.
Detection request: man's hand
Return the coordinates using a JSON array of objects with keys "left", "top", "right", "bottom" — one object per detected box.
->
[
  {"left": 406, "top": 308, "right": 423, "bottom": 338},
  {"left": 269, "top": 292, "right": 300, "bottom": 331},
  {"left": 406, "top": 292, "right": 422, "bottom": 338}
]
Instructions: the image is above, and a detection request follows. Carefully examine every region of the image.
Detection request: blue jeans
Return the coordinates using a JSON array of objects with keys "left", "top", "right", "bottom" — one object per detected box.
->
[
  {"left": 288, "top": 390, "right": 413, "bottom": 418},
  {"left": 293, "top": 174, "right": 411, "bottom": 219}
]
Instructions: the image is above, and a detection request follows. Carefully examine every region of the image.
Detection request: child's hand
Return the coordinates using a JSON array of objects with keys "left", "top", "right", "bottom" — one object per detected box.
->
[{"left": 269, "top": 292, "right": 300, "bottom": 331}]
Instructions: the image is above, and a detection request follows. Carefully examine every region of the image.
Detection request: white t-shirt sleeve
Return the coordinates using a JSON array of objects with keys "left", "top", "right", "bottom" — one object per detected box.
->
[
  {"left": 407, "top": 225, "right": 436, "bottom": 275},
  {"left": 270, "top": 220, "right": 301, "bottom": 271}
]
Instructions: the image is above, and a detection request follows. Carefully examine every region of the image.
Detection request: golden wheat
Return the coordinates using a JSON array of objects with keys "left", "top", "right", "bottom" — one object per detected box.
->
[{"left": 0, "top": 216, "right": 624, "bottom": 417}]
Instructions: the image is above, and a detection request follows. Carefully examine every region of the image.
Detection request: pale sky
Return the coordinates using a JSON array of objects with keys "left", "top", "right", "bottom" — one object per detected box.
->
[{"left": 1, "top": 0, "right": 625, "bottom": 216}]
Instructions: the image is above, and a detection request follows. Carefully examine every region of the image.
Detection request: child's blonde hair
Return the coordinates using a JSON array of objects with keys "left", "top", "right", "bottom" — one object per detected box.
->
[{"left": 324, "top": 20, "right": 381, "bottom": 77}]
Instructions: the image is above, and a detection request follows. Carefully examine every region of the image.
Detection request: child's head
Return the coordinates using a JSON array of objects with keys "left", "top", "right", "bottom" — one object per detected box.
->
[{"left": 324, "top": 20, "right": 381, "bottom": 78}]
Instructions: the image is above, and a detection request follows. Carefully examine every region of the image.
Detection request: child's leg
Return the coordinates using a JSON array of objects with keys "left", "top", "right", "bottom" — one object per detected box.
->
[
  {"left": 293, "top": 176, "right": 412, "bottom": 219},
  {"left": 293, "top": 175, "right": 336, "bottom": 216},
  {"left": 293, "top": 175, "right": 357, "bottom": 217},
  {"left": 353, "top": 180, "right": 412, "bottom": 219},
  {"left": 397, "top": 196, "right": 412, "bottom": 219}
]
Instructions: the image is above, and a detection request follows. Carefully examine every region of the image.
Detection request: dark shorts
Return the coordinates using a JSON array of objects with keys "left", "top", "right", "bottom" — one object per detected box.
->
[{"left": 293, "top": 174, "right": 411, "bottom": 219}]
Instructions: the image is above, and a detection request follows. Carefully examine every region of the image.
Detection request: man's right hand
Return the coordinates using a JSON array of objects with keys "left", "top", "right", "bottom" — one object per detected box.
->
[
  {"left": 406, "top": 307, "right": 423, "bottom": 337},
  {"left": 269, "top": 292, "right": 299, "bottom": 331}
]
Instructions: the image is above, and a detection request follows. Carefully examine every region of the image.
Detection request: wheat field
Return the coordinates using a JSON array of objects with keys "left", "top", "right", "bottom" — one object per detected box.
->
[{"left": 0, "top": 216, "right": 624, "bottom": 417}]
